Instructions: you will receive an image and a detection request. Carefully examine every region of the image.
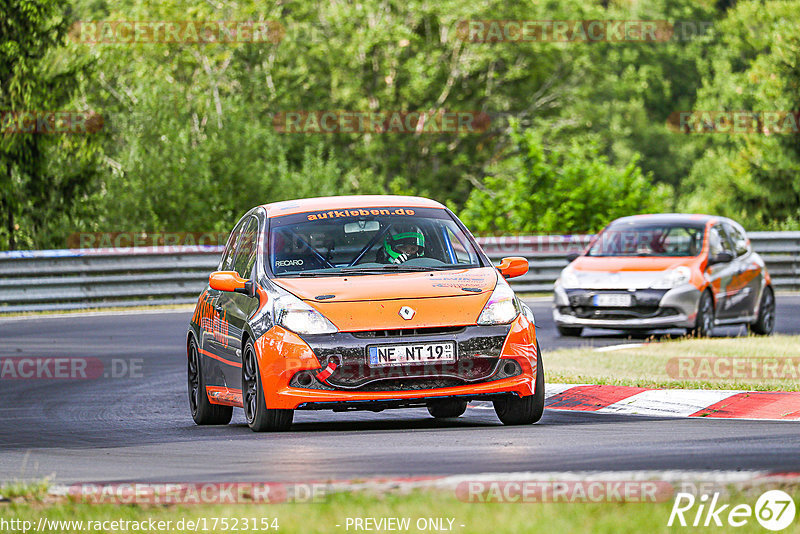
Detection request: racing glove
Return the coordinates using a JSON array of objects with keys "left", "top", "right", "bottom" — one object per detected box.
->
[{"left": 392, "top": 253, "right": 409, "bottom": 264}]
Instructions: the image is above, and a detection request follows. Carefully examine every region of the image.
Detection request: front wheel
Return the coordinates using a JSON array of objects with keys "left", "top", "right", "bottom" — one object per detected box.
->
[
  {"left": 690, "top": 291, "right": 715, "bottom": 337},
  {"left": 750, "top": 286, "right": 776, "bottom": 336},
  {"left": 188, "top": 338, "right": 233, "bottom": 425},
  {"left": 242, "top": 339, "right": 293, "bottom": 432},
  {"left": 494, "top": 342, "right": 545, "bottom": 425}
]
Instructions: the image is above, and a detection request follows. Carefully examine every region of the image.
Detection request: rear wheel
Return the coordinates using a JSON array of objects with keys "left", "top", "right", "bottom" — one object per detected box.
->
[
  {"left": 242, "top": 338, "right": 293, "bottom": 432},
  {"left": 556, "top": 325, "right": 583, "bottom": 337},
  {"left": 494, "top": 342, "right": 545, "bottom": 425},
  {"left": 188, "top": 338, "right": 233, "bottom": 425},
  {"left": 690, "top": 291, "right": 715, "bottom": 337},
  {"left": 750, "top": 286, "right": 776, "bottom": 336},
  {"left": 427, "top": 399, "right": 468, "bottom": 419}
]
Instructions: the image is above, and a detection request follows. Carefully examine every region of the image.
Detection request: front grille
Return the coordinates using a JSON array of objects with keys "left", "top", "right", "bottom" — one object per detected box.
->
[
  {"left": 352, "top": 326, "right": 466, "bottom": 338},
  {"left": 290, "top": 357, "right": 522, "bottom": 392},
  {"left": 559, "top": 305, "right": 679, "bottom": 320}
]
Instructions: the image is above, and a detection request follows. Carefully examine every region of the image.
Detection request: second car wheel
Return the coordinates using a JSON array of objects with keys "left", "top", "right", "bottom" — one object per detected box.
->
[
  {"left": 493, "top": 342, "right": 545, "bottom": 425},
  {"left": 750, "top": 286, "right": 776, "bottom": 336},
  {"left": 427, "top": 399, "right": 468, "bottom": 418},
  {"left": 690, "top": 290, "right": 715, "bottom": 337},
  {"left": 556, "top": 325, "right": 583, "bottom": 337},
  {"left": 242, "top": 338, "right": 293, "bottom": 432}
]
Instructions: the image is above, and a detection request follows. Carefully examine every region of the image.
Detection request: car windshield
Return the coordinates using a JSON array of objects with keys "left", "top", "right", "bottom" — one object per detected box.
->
[
  {"left": 267, "top": 207, "right": 483, "bottom": 276},
  {"left": 587, "top": 224, "right": 704, "bottom": 257}
]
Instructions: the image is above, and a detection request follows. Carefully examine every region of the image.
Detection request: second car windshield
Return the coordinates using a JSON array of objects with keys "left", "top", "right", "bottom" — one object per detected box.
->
[
  {"left": 267, "top": 207, "right": 482, "bottom": 276},
  {"left": 587, "top": 224, "right": 704, "bottom": 257}
]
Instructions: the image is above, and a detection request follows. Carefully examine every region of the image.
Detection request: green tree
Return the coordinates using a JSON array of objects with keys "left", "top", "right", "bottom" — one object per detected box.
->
[
  {"left": 0, "top": 0, "right": 100, "bottom": 249},
  {"left": 680, "top": 0, "right": 800, "bottom": 229},
  {"left": 460, "top": 123, "right": 668, "bottom": 235}
]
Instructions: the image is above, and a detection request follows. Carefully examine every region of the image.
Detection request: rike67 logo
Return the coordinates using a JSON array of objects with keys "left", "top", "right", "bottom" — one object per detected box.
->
[{"left": 669, "top": 490, "right": 796, "bottom": 530}]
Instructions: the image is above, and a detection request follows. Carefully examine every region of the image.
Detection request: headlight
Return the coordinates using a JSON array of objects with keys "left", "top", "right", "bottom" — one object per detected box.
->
[
  {"left": 650, "top": 266, "right": 692, "bottom": 289},
  {"left": 477, "top": 278, "right": 520, "bottom": 325},
  {"left": 559, "top": 269, "right": 581, "bottom": 289},
  {"left": 273, "top": 293, "right": 338, "bottom": 335}
]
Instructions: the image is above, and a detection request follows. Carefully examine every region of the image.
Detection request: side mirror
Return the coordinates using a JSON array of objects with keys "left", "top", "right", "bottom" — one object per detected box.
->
[
  {"left": 565, "top": 252, "right": 580, "bottom": 263},
  {"left": 209, "top": 271, "right": 256, "bottom": 297},
  {"left": 708, "top": 251, "right": 734, "bottom": 266},
  {"left": 497, "top": 257, "right": 529, "bottom": 279}
]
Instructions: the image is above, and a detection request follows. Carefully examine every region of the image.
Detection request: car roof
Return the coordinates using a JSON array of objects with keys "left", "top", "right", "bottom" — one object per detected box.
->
[
  {"left": 607, "top": 213, "right": 723, "bottom": 228},
  {"left": 260, "top": 195, "right": 446, "bottom": 218}
]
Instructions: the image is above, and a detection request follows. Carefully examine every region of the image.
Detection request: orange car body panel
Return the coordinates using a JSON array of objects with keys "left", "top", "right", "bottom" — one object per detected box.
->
[{"left": 271, "top": 268, "right": 497, "bottom": 331}]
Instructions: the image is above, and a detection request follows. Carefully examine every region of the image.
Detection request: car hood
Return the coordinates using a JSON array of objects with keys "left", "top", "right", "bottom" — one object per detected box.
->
[
  {"left": 271, "top": 267, "right": 497, "bottom": 331},
  {"left": 566, "top": 256, "right": 701, "bottom": 290}
]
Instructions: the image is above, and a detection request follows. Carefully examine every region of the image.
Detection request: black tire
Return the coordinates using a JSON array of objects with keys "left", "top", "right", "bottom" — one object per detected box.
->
[
  {"left": 242, "top": 338, "right": 293, "bottom": 432},
  {"left": 556, "top": 325, "right": 583, "bottom": 337},
  {"left": 750, "top": 286, "right": 776, "bottom": 336},
  {"left": 690, "top": 290, "right": 715, "bottom": 337},
  {"left": 188, "top": 338, "right": 233, "bottom": 425},
  {"left": 427, "top": 399, "right": 468, "bottom": 419},
  {"left": 494, "top": 341, "right": 545, "bottom": 425}
]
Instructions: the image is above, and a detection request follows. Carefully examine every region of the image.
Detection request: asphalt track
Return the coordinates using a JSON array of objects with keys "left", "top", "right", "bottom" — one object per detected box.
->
[{"left": 1, "top": 296, "right": 799, "bottom": 483}]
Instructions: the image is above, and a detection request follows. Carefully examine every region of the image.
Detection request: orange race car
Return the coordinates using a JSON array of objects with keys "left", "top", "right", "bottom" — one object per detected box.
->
[
  {"left": 553, "top": 214, "right": 775, "bottom": 337},
  {"left": 187, "top": 195, "right": 543, "bottom": 431}
]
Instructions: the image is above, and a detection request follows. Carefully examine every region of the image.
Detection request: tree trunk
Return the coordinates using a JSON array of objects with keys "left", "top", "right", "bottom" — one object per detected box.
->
[{"left": 5, "top": 165, "right": 14, "bottom": 250}]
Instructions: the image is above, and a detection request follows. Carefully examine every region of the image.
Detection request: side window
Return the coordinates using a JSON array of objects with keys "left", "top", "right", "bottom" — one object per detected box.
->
[
  {"left": 445, "top": 227, "right": 477, "bottom": 264},
  {"left": 708, "top": 226, "right": 727, "bottom": 256},
  {"left": 219, "top": 220, "right": 246, "bottom": 271},
  {"left": 725, "top": 223, "right": 749, "bottom": 257},
  {"left": 232, "top": 217, "right": 259, "bottom": 278}
]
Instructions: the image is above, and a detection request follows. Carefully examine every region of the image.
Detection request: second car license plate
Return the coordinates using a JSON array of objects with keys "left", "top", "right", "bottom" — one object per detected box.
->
[
  {"left": 593, "top": 293, "right": 633, "bottom": 307},
  {"left": 368, "top": 342, "right": 456, "bottom": 366}
]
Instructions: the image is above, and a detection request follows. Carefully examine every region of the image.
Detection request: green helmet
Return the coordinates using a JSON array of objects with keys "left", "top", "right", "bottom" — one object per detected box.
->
[{"left": 384, "top": 227, "right": 425, "bottom": 261}]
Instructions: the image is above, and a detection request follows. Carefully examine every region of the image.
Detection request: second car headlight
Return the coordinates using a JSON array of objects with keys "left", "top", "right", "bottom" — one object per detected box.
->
[
  {"left": 559, "top": 269, "right": 581, "bottom": 289},
  {"left": 650, "top": 266, "right": 692, "bottom": 289},
  {"left": 273, "top": 293, "right": 338, "bottom": 335},
  {"left": 477, "top": 278, "right": 520, "bottom": 325}
]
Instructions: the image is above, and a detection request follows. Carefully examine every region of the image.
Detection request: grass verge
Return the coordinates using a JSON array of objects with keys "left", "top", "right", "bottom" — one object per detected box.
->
[
  {"left": 545, "top": 334, "right": 800, "bottom": 391},
  {"left": 2, "top": 484, "right": 799, "bottom": 533}
]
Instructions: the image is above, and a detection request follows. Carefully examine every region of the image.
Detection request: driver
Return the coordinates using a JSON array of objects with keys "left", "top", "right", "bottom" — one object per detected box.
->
[{"left": 382, "top": 225, "right": 425, "bottom": 264}]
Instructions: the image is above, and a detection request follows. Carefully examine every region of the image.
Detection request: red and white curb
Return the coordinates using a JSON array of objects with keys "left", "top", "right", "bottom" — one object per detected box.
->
[
  {"left": 468, "top": 384, "right": 800, "bottom": 421},
  {"left": 543, "top": 384, "right": 800, "bottom": 421}
]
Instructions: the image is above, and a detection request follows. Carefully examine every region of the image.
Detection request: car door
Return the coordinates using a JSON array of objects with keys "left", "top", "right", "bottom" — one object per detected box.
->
[
  {"left": 202, "top": 218, "right": 246, "bottom": 369},
  {"left": 219, "top": 215, "right": 261, "bottom": 389},
  {"left": 723, "top": 222, "right": 762, "bottom": 319},
  {"left": 705, "top": 224, "right": 739, "bottom": 320}
]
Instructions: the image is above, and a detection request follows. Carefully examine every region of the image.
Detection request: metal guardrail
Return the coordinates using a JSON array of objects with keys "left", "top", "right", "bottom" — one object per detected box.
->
[{"left": 1, "top": 232, "right": 798, "bottom": 313}]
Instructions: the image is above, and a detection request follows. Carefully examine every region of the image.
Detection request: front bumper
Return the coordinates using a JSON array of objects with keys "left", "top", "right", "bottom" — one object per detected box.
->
[
  {"left": 253, "top": 316, "right": 538, "bottom": 410},
  {"left": 553, "top": 284, "right": 701, "bottom": 329}
]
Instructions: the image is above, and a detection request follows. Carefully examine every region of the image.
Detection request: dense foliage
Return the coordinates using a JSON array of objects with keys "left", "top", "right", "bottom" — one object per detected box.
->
[{"left": 1, "top": 0, "right": 799, "bottom": 249}]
